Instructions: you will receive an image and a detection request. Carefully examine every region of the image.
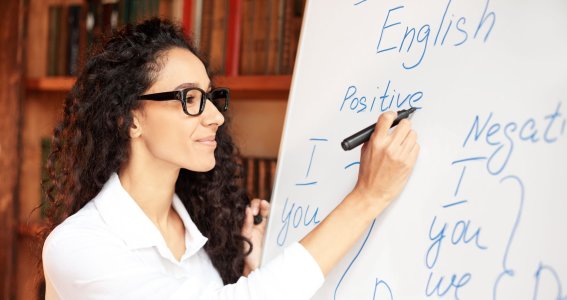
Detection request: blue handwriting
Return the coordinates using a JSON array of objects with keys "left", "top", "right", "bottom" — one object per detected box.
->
[
  {"left": 375, "top": 0, "right": 496, "bottom": 70},
  {"left": 462, "top": 102, "right": 565, "bottom": 175},
  {"left": 277, "top": 198, "right": 321, "bottom": 246},
  {"left": 339, "top": 81, "right": 423, "bottom": 114}
]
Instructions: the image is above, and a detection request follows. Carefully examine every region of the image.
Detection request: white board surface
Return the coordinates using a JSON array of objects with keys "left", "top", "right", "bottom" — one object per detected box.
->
[{"left": 262, "top": 0, "right": 567, "bottom": 299}]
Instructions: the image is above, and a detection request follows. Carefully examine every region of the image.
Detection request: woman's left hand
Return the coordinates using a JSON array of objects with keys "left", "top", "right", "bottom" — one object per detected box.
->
[{"left": 241, "top": 198, "right": 270, "bottom": 276}]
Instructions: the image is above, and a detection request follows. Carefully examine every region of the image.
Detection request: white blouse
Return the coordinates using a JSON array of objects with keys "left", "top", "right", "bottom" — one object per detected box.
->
[{"left": 43, "top": 173, "right": 324, "bottom": 300}]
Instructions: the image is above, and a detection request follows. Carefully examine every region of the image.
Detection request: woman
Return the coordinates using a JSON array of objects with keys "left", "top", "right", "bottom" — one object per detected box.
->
[{"left": 42, "top": 18, "right": 419, "bottom": 299}]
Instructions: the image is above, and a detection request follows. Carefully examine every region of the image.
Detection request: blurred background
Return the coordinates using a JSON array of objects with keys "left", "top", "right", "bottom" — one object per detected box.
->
[{"left": 0, "top": 0, "right": 305, "bottom": 298}]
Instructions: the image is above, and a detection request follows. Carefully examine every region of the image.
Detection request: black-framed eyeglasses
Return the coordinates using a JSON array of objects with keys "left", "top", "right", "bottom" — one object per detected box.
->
[{"left": 138, "top": 87, "right": 229, "bottom": 116}]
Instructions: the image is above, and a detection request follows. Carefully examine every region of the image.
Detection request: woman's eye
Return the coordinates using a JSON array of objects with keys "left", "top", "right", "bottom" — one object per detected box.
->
[
  {"left": 186, "top": 96, "right": 196, "bottom": 104},
  {"left": 185, "top": 89, "right": 201, "bottom": 105}
]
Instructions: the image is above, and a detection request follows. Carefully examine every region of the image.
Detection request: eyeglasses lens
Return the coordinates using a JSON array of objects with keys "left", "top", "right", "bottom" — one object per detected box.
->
[
  {"left": 183, "top": 88, "right": 228, "bottom": 115},
  {"left": 184, "top": 89, "right": 203, "bottom": 115}
]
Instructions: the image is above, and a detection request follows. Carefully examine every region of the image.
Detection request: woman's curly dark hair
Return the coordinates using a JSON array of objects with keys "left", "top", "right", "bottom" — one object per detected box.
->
[{"left": 41, "top": 18, "right": 251, "bottom": 284}]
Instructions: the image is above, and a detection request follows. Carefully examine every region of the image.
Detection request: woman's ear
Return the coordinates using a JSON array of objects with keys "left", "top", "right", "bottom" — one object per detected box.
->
[{"left": 130, "top": 111, "right": 143, "bottom": 138}]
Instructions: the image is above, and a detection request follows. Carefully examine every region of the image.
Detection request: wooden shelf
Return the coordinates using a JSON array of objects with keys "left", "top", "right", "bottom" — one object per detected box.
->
[
  {"left": 215, "top": 75, "right": 291, "bottom": 100},
  {"left": 26, "top": 75, "right": 292, "bottom": 100},
  {"left": 26, "top": 77, "right": 76, "bottom": 92}
]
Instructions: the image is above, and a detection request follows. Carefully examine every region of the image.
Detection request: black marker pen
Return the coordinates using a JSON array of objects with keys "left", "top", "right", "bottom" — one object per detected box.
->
[{"left": 341, "top": 107, "right": 417, "bottom": 151}]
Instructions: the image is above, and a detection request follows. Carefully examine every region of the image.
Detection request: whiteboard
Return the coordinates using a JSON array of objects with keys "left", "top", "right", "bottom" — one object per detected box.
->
[{"left": 261, "top": 0, "right": 567, "bottom": 299}]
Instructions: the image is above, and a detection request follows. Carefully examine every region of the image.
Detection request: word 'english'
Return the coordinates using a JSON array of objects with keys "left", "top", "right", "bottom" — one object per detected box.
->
[{"left": 376, "top": 0, "right": 496, "bottom": 70}]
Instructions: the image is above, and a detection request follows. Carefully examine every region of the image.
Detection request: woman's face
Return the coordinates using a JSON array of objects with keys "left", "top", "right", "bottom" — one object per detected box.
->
[{"left": 134, "top": 47, "right": 225, "bottom": 172}]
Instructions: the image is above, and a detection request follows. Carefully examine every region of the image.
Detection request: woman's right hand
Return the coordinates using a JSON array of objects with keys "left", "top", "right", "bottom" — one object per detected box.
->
[
  {"left": 300, "top": 110, "right": 420, "bottom": 276},
  {"left": 351, "top": 111, "right": 420, "bottom": 215}
]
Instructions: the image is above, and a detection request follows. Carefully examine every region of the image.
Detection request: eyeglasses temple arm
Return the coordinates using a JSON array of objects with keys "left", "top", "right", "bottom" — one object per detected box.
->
[{"left": 138, "top": 91, "right": 180, "bottom": 101}]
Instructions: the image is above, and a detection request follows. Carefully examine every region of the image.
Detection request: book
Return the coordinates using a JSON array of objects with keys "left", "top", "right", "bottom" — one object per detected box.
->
[
  {"left": 189, "top": 0, "right": 202, "bottom": 42},
  {"left": 279, "top": 0, "right": 293, "bottom": 74},
  {"left": 251, "top": 0, "right": 269, "bottom": 74},
  {"left": 209, "top": 0, "right": 228, "bottom": 74},
  {"left": 87, "top": 0, "right": 102, "bottom": 46},
  {"left": 247, "top": 158, "right": 257, "bottom": 198},
  {"left": 239, "top": 0, "right": 254, "bottom": 74},
  {"left": 280, "top": 0, "right": 305, "bottom": 74},
  {"left": 56, "top": 6, "right": 69, "bottom": 76},
  {"left": 101, "top": 1, "right": 119, "bottom": 36},
  {"left": 67, "top": 5, "right": 82, "bottom": 75},
  {"left": 199, "top": 0, "right": 212, "bottom": 59},
  {"left": 266, "top": 0, "right": 284, "bottom": 74},
  {"left": 224, "top": 0, "right": 243, "bottom": 76},
  {"left": 170, "top": 0, "right": 184, "bottom": 23},
  {"left": 288, "top": 0, "right": 305, "bottom": 73},
  {"left": 258, "top": 159, "right": 267, "bottom": 199},
  {"left": 47, "top": 5, "right": 62, "bottom": 76}
]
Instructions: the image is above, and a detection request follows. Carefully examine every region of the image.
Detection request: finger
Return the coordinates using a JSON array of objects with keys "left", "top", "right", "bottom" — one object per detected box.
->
[
  {"left": 253, "top": 200, "right": 270, "bottom": 227},
  {"left": 259, "top": 200, "right": 270, "bottom": 217},
  {"left": 391, "top": 119, "right": 412, "bottom": 146},
  {"left": 250, "top": 198, "right": 261, "bottom": 216},
  {"left": 401, "top": 128, "right": 417, "bottom": 146},
  {"left": 242, "top": 206, "right": 254, "bottom": 235},
  {"left": 399, "top": 129, "right": 417, "bottom": 157},
  {"left": 373, "top": 111, "right": 397, "bottom": 139},
  {"left": 408, "top": 142, "right": 420, "bottom": 167},
  {"left": 250, "top": 199, "right": 265, "bottom": 225}
]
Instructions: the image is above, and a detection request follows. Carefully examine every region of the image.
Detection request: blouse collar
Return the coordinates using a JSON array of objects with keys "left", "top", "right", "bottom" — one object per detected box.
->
[{"left": 93, "top": 172, "right": 208, "bottom": 262}]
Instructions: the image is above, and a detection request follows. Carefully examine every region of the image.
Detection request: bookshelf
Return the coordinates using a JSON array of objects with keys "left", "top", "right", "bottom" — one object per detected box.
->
[
  {"left": 25, "top": 0, "right": 305, "bottom": 99},
  {"left": 25, "top": 77, "right": 76, "bottom": 91},
  {"left": 16, "top": 1, "right": 305, "bottom": 299}
]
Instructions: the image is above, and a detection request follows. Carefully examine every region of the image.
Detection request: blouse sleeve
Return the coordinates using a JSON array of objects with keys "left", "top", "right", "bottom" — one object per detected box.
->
[
  {"left": 170, "top": 242, "right": 325, "bottom": 300},
  {"left": 43, "top": 228, "right": 324, "bottom": 300}
]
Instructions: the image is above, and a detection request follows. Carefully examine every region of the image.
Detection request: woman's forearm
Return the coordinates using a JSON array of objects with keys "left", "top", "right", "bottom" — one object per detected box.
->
[
  {"left": 299, "top": 112, "right": 419, "bottom": 276},
  {"left": 300, "top": 191, "right": 387, "bottom": 276}
]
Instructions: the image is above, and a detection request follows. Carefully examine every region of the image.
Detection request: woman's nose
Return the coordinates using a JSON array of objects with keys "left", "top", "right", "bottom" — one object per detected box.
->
[{"left": 201, "top": 99, "right": 225, "bottom": 127}]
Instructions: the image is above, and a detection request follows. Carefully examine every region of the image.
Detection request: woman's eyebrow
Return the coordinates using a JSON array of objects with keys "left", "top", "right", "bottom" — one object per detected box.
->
[
  {"left": 172, "top": 82, "right": 212, "bottom": 90},
  {"left": 173, "top": 82, "right": 198, "bottom": 90}
]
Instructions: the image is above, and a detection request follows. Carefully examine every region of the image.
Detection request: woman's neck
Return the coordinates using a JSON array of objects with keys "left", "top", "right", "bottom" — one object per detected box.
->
[{"left": 118, "top": 148, "right": 180, "bottom": 229}]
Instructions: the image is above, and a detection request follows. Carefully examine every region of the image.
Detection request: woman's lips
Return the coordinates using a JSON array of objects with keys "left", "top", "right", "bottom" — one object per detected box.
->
[{"left": 196, "top": 136, "right": 217, "bottom": 147}]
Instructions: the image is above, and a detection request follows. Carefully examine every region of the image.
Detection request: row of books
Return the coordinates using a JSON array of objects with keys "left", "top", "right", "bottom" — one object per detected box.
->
[
  {"left": 47, "top": 5, "right": 82, "bottom": 76},
  {"left": 240, "top": 156, "right": 278, "bottom": 201},
  {"left": 86, "top": 0, "right": 163, "bottom": 44},
  {"left": 46, "top": 0, "right": 304, "bottom": 77},
  {"left": 239, "top": 0, "right": 304, "bottom": 75},
  {"left": 47, "top": 0, "right": 165, "bottom": 76},
  {"left": 191, "top": 0, "right": 305, "bottom": 75}
]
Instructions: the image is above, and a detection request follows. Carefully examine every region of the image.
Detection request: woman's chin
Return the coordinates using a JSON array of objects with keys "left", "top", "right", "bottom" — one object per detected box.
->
[{"left": 184, "top": 159, "right": 216, "bottom": 172}]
